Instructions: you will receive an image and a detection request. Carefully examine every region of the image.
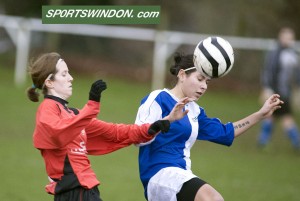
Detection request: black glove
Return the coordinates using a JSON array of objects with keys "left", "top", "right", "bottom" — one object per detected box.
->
[
  {"left": 89, "top": 80, "right": 107, "bottom": 102},
  {"left": 148, "top": 120, "right": 170, "bottom": 135}
]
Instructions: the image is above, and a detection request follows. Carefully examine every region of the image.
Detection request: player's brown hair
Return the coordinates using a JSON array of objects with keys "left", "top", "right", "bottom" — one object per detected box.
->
[
  {"left": 169, "top": 52, "right": 196, "bottom": 76},
  {"left": 26, "top": 52, "right": 61, "bottom": 102}
]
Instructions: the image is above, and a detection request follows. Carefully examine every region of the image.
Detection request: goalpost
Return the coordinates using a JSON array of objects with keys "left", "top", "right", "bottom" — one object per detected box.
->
[{"left": 1, "top": 14, "right": 299, "bottom": 90}]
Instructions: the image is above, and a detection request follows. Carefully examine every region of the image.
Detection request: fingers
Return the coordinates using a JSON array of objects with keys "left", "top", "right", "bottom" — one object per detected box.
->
[
  {"left": 270, "top": 95, "right": 283, "bottom": 106},
  {"left": 93, "top": 80, "right": 107, "bottom": 91},
  {"left": 265, "top": 94, "right": 284, "bottom": 115},
  {"left": 178, "top": 97, "right": 193, "bottom": 105},
  {"left": 166, "top": 98, "right": 190, "bottom": 122},
  {"left": 174, "top": 101, "right": 186, "bottom": 109},
  {"left": 274, "top": 105, "right": 282, "bottom": 111},
  {"left": 271, "top": 94, "right": 280, "bottom": 101},
  {"left": 96, "top": 81, "right": 107, "bottom": 92},
  {"left": 175, "top": 97, "right": 193, "bottom": 113},
  {"left": 183, "top": 109, "right": 189, "bottom": 115},
  {"left": 89, "top": 80, "right": 107, "bottom": 102},
  {"left": 267, "top": 94, "right": 282, "bottom": 104},
  {"left": 148, "top": 120, "right": 170, "bottom": 135}
]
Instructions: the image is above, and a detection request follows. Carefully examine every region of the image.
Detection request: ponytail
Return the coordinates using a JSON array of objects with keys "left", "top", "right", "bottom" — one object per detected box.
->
[{"left": 26, "top": 85, "right": 39, "bottom": 102}]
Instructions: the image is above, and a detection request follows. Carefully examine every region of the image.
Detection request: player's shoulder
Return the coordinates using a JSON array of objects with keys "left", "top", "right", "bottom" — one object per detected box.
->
[
  {"left": 38, "top": 98, "right": 62, "bottom": 113},
  {"left": 149, "top": 89, "right": 167, "bottom": 97},
  {"left": 141, "top": 89, "right": 168, "bottom": 103},
  {"left": 39, "top": 98, "right": 57, "bottom": 107}
]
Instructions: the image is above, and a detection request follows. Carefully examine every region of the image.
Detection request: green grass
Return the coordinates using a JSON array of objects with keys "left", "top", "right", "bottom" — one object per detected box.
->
[{"left": 0, "top": 66, "right": 299, "bottom": 201}]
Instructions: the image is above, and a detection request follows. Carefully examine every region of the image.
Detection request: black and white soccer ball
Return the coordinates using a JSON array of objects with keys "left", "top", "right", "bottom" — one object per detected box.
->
[{"left": 193, "top": 36, "right": 234, "bottom": 78}]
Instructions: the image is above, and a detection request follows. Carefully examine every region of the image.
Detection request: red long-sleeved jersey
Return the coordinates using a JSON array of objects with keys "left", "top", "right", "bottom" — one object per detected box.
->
[{"left": 33, "top": 95, "right": 153, "bottom": 194}]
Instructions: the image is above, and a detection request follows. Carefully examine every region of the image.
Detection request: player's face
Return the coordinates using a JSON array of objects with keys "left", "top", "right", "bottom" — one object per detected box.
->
[
  {"left": 279, "top": 29, "right": 295, "bottom": 47},
  {"left": 49, "top": 61, "right": 74, "bottom": 100},
  {"left": 182, "top": 71, "right": 210, "bottom": 101}
]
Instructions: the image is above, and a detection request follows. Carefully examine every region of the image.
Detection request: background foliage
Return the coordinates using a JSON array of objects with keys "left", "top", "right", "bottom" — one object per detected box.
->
[{"left": 1, "top": 0, "right": 300, "bottom": 91}]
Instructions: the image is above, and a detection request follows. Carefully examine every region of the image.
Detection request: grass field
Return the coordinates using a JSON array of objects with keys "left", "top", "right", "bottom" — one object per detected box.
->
[{"left": 0, "top": 66, "right": 299, "bottom": 201}]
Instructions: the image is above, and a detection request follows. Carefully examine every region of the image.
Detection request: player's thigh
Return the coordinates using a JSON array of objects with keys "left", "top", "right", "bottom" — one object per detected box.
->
[
  {"left": 194, "top": 183, "right": 224, "bottom": 201},
  {"left": 281, "top": 114, "right": 295, "bottom": 128}
]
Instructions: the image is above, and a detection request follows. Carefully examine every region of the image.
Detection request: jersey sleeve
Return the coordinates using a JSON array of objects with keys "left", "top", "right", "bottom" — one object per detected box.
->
[
  {"left": 135, "top": 91, "right": 163, "bottom": 125},
  {"left": 33, "top": 100, "right": 100, "bottom": 149},
  {"left": 197, "top": 108, "right": 234, "bottom": 146},
  {"left": 85, "top": 119, "right": 153, "bottom": 155}
]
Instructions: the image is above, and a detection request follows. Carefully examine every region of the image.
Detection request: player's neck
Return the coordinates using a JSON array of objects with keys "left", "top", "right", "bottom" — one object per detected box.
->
[{"left": 169, "top": 86, "right": 185, "bottom": 100}]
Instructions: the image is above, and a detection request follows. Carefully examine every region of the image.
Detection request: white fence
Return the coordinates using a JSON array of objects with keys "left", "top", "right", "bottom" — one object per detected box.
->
[{"left": 1, "top": 14, "right": 299, "bottom": 89}]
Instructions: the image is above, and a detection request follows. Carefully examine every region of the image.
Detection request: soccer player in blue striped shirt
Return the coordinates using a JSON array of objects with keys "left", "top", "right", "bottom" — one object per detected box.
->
[{"left": 135, "top": 52, "right": 283, "bottom": 201}]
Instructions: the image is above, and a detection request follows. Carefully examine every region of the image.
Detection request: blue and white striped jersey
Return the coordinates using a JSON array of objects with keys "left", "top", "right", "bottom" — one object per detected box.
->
[{"left": 135, "top": 89, "right": 235, "bottom": 191}]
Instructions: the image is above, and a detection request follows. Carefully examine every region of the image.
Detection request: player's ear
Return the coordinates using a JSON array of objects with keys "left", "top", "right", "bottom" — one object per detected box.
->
[
  {"left": 44, "top": 74, "right": 54, "bottom": 89},
  {"left": 45, "top": 79, "right": 54, "bottom": 89},
  {"left": 43, "top": 73, "right": 54, "bottom": 89},
  {"left": 177, "top": 69, "right": 186, "bottom": 82}
]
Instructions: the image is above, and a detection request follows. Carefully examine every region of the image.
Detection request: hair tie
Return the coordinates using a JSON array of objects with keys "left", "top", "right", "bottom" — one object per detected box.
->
[
  {"left": 183, "top": 67, "right": 197, "bottom": 72},
  {"left": 32, "top": 84, "right": 37, "bottom": 89},
  {"left": 56, "top": 58, "right": 63, "bottom": 68}
]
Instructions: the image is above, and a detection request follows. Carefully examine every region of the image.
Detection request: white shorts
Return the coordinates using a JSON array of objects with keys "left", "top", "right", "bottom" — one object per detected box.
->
[{"left": 147, "top": 167, "right": 198, "bottom": 201}]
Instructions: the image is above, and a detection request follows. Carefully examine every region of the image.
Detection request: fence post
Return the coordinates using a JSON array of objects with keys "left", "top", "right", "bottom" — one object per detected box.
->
[
  {"left": 152, "top": 32, "right": 168, "bottom": 90},
  {"left": 15, "top": 20, "right": 31, "bottom": 87},
  {"left": 151, "top": 31, "right": 184, "bottom": 90}
]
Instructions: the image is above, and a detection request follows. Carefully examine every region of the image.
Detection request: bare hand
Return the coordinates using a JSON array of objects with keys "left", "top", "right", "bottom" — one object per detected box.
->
[
  {"left": 164, "top": 97, "right": 191, "bottom": 122},
  {"left": 259, "top": 94, "right": 284, "bottom": 118}
]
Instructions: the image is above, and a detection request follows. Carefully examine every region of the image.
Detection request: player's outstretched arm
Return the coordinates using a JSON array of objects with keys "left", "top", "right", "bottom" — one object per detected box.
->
[
  {"left": 233, "top": 94, "right": 283, "bottom": 138},
  {"left": 163, "top": 97, "right": 191, "bottom": 122}
]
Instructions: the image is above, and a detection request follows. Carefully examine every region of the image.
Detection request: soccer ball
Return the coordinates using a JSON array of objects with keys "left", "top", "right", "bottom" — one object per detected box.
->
[{"left": 193, "top": 36, "right": 234, "bottom": 78}]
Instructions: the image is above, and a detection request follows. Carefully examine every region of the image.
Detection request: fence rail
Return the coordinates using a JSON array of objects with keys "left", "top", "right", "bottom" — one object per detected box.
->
[{"left": 0, "top": 14, "right": 299, "bottom": 89}]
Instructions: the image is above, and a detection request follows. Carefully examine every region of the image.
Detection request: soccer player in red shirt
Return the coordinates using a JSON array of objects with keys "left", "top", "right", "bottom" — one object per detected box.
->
[{"left": 27, "top": 52, "right": 189, "bottom": 201}]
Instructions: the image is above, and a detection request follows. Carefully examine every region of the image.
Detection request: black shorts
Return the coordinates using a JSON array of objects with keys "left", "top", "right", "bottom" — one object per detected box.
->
[
  {"left": 274, "top": 98, "right": 291, "bottom": 116},
  {"left": 54, "top": 186, "right": 102, "bottom": 201},
  {"left": 176, "top": 177, "right": 207, "bottom": 201}
]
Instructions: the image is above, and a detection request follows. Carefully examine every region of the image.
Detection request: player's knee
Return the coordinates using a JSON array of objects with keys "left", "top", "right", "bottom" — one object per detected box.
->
[
  {"left": 195, "top": 184, "right": 224, "bottom": 201},
  {"left": 204, "top": 193, "right": 224, "bottom": 201},
  {"left": 211, "top": 194, "right": 224, "bottom": 201},
  {"left": 195, "top": 194, "right": 224, "bottom": 201}
]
